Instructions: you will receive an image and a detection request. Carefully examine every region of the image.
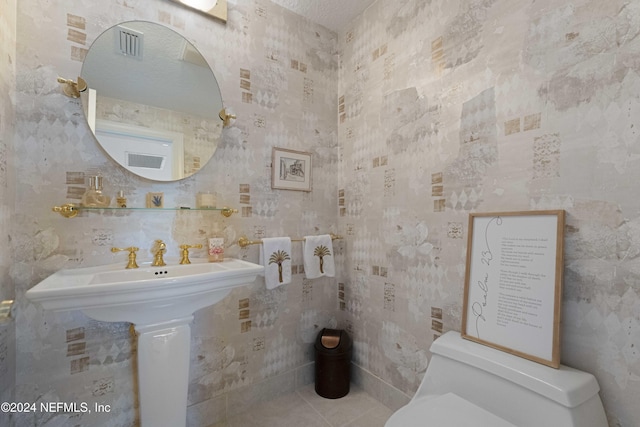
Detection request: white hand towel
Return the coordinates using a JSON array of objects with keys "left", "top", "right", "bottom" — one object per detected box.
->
[
  {"left": 303, "top": 235, "right": 335, "bottom": 279},
  {"left": 259, "top": 237, "right": 292, "bottom": 289}
]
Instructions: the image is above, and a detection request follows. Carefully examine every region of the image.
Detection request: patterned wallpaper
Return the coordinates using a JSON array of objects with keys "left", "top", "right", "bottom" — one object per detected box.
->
[
  {"left": 8, "top": 0, "right": 640, "bottom": 426},
  {"left": 0, "top": 0, "right": 17, "bottom": 425},
  {"left": 337, "top": 0, "right": 640, "bottom": 426},
  {"left": 12, "top": 0, "right": 337, "bottom": 426}
]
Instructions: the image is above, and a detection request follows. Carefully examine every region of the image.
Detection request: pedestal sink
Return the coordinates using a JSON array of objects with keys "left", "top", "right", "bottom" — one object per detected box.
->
[{"left": 26, "top": 258, "right": 263, "bottom": 427}]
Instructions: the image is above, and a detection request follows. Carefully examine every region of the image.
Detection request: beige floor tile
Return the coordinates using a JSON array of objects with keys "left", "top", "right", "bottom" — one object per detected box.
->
[
  {"left": 219, "top": 383, "right": 394, "bottom": 427},
  {"left": 297, "top": 384, "right": 389, "bottom": 427},
  {"left": 343, "top": 404, "right": 394, "bottom": 427},
  {"left": 226, "top": 391, "right": 331, "bottom": 427}
]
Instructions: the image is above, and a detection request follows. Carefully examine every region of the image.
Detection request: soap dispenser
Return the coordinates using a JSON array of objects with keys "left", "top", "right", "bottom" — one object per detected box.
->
[
  {"left": 208, "top": 223, "right": 225, "bottom": 262},
  {"left": 81, "top": 176, "right": 111, "bottom": 208}
]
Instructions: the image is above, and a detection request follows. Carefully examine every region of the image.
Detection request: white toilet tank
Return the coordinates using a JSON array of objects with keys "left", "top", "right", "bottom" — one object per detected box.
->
[{"left": 386, "top": 331, "right": 608, "bottom": 427}]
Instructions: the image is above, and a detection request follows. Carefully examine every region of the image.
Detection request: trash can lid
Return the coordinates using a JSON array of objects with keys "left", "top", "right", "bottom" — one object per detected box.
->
[
  {"left": 315, "top": 328, "right": 352, "bottom": 352},
  {"left": 321, "top": 329, "right": 341, "bottom": 349}
]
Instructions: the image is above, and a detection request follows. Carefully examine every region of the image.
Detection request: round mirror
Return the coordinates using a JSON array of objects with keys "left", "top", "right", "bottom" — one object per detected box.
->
[{"left": 80, "top": 21, "right": 223, "bottom": 181}]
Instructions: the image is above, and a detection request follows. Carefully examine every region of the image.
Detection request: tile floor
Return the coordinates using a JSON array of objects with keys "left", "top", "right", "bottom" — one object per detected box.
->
[{"left": 214, "top": 384, "right": 394, "bottom": 427}]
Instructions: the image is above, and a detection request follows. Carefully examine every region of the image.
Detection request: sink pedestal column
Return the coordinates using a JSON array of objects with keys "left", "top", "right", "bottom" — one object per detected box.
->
[{"left": 135, "top": 316, "right": 193, "bottom": 427}]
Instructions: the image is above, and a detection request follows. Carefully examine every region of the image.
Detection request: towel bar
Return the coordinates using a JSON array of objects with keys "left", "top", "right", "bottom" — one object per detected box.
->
[{"left": 238, "top": 233, "right": 342, "bottom": 248}]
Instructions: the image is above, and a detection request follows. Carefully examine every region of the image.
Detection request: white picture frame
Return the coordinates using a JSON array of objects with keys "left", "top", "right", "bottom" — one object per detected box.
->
[{"left": 271, "top": 147, "right": 312, "bottom": 192}]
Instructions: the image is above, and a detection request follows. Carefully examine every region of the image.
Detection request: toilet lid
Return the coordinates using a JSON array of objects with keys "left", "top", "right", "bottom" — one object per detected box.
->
[{"left": 386, "top": 393, "right": 516, "bottom": 427}]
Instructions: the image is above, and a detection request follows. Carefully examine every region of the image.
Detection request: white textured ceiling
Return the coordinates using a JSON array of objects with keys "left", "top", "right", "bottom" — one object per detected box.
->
[{"left": 269, "top": 0, "right": 376, "bottom": 33}]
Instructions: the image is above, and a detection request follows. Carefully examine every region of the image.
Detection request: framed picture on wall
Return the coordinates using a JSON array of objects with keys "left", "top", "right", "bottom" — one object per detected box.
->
[
  {"left": 461, "top": 210, "right": 565, "bottom": 368},
  {"left": 271, "top": 147, "right": 312, "bottom": 192},
  {"left": 145, "top": 192, "right": 164, "bottom": 208}
]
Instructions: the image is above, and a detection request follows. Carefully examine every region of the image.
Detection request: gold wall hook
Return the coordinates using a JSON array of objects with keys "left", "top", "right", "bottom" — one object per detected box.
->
[
  {"left": 219, "top": 108, "right": 236, "bottom": 127},
  {"left": 57, "top": 76, "right": 87, "bottom": 98}
]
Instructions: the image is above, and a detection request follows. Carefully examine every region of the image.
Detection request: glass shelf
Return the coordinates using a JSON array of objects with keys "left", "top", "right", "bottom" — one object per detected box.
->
[
  {"left": 79, "top": 207, "right": 225, "bottom": 211},
  {"left": 52, "top": 203, "right": 237, "bottom": 218}
]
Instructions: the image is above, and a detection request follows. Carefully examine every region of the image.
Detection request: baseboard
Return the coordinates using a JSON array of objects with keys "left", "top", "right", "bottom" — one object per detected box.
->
[{"left": 350, "top": 362, "right": 411, "bottom": 411}]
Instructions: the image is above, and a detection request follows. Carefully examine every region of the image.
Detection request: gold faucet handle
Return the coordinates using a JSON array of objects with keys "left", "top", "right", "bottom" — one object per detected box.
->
[
  {"left": 179, "top": 244, "right": 203, "bottom": 265},
  {"left": 111, "top": 246, "right": 139, "bottom": 269}
]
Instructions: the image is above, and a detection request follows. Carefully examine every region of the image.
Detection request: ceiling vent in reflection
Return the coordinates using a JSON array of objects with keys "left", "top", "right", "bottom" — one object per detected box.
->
[
  {"left": 127, "top": 153, "right": 165, "bottom": 169},
  {"left": 115, "top": 25, "right": 144, "bottom": 59}
]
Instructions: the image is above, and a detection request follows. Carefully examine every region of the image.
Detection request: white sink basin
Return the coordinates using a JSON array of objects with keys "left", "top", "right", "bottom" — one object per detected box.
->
[
  {"left": 26, "top": 257, "right": 264, "bottom": 427},
  {"left": 26, "top": 257, "right": 263, "bottom": 324}
]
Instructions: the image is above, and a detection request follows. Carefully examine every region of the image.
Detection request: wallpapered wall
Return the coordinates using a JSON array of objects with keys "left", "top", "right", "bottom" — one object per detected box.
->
[
  {"left": 0, "top": 0, "right": 17, "bottom": 425},
  {"left": 7, "top": 0, "right": 640, "bottom": 426},
  {"left": 12, "top": 0, "right": 338, "bottom": 426},
  {"left": 337, "top": 0, "right": 640, "bottom": 426}
]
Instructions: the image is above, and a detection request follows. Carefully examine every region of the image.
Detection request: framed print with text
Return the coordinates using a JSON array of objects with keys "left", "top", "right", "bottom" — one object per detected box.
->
[{"left": 461, "top": 210, "right": 565, "bottom": 368}]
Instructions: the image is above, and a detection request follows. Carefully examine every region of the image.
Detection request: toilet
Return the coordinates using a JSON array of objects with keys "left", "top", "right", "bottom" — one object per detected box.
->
[{"left": 385, "top": 331, "right": 608, "bottom": 427}]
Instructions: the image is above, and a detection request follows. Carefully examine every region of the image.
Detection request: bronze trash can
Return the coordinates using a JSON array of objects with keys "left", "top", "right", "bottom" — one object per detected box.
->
[{"left": 315, "top": 328, "right": 352, "bottom": 398}]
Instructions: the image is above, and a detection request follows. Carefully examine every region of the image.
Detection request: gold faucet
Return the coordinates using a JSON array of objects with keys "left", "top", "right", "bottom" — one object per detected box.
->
[
  {"left": 151, "top": 240, "right": 167, "bottom": 266},
  {"left": 111, "top": 246, "right": 139, "bottom": 269},
  {"left": 179, "top": 244, "right": 203, "bottom": 265}
]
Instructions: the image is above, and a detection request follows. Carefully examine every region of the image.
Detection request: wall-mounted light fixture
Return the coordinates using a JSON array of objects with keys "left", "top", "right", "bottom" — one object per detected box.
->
[
  {"left": 57, "top": 76, "right": 87, "bottom": 98},
  {"left": 168, "top": 0, "right": 227, "bottom": 23}
]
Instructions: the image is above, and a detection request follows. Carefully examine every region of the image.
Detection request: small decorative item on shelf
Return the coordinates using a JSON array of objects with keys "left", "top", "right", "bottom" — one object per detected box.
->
[
  {"left": 196, "top": 192, "right": 217, "bottom": 209},
  {"left": 81, "top": 176, "right": 111, "bottom": 208},
  {"left": 146, "top": 192, "right": 164, "bottom": 208},
  {"left": 116, "top": 190, "right": 127, "bottom": 208}
]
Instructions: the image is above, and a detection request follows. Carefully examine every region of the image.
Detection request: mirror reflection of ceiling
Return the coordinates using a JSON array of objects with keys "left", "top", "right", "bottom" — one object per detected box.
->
[{"left": 81, "top": 21, "right": 220, "bottom": 118}]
